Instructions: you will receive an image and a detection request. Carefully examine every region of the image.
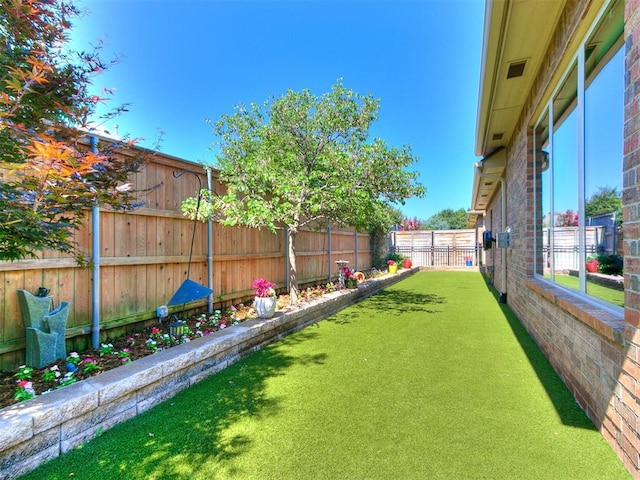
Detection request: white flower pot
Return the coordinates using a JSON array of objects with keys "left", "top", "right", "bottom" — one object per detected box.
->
[{"left": 254, "top": 296, "right": 277, "bottom": 318}]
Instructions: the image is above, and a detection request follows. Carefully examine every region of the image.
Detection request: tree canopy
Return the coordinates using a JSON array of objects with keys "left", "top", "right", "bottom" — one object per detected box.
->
[
  {"left": 422, "top": 208, "right": 468, "bottom": 230},
  {"left": 185, "top": 80, "right": 425, "bottom": 303},
  {"left": 0, "top": 0, "right": 149, "bottom": 261},
  {"left": 585, "top": 186, "right": 622, "bottom": 220}
]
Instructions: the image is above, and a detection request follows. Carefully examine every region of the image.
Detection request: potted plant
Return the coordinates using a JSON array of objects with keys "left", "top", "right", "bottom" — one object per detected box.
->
[
  {"left": 387, "top": 259, "right": 398, "bottom": 274},
  {"left": 586, "top": 256, "right": 599, "bottom": 273},
  {"left": 402, "top": 257, "right": 412, "bottom": 269},
  {"left": 252, "top": 278, "right": 277, "bottom": 318},
  {"left": 342, "top": 267, "right": 358, "bottom": 289}
]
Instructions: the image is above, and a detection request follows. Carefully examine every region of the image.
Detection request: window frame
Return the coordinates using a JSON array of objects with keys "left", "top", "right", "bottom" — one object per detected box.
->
[{"left": 532, "top": 0, "right": 623, "bottom": 316}]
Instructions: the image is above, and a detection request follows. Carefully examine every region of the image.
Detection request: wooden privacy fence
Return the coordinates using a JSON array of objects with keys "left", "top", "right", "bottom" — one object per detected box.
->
[
  {"left": 541, "top": 225, "right": 611, "bottom": 272},
  {"left": 388, "top": 229, "right": 481, "bottom": 268},
  {"left": 0, "top": 148, "right": 371, "bottom": 370}
]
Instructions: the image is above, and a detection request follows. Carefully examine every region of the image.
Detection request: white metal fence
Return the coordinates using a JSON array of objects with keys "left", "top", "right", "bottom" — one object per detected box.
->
[{"left": 388, "top": 229, "right": 481, "bottom": 267}]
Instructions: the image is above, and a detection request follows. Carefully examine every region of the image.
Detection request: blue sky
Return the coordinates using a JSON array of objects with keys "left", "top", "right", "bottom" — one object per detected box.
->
[{"left": 70, "top": 0, "right": 485, "bottom": 221}]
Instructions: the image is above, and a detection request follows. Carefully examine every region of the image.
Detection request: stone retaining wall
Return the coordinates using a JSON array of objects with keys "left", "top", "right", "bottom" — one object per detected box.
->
[
  {"left": 0, "top": 269, "right": 414, "bottom": 480},
  {"left": 567, "top": 270, "right": 624, "bottom": 290}
]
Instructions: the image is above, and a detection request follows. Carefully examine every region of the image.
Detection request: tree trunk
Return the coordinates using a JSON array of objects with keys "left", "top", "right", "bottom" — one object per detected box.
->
[{"left": 287, "top": 226, "right": 299, "bottom": 305}]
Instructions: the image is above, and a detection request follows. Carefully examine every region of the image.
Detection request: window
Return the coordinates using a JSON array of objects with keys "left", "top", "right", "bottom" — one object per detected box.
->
[{"left": 534, "top": 0, "right": 624, "bottom": 310}]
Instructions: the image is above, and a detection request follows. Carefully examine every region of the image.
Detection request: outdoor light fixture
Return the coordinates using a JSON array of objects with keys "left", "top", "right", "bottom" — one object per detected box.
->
[
  {"left": 539, "top": 150, "right": 549, "bottom": 172},
  {"left": 168, "top": 315, "right": 186, "bottom": 341}
]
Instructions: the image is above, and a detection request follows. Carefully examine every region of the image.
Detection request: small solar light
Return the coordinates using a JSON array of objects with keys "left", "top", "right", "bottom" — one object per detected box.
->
[{"left": 168, "top": 316, "right": 186, "bottom": 341}]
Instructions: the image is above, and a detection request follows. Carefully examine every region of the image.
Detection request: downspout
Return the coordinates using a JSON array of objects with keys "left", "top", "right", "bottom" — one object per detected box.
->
[
  {"left": 354, "top": 230, "right": 358, "bottom": 271},
  {"left": 285, "top": 229, "right": 290, "bottom": 292},
  {"left": 90, "top": 136, "right": 100, "bottom": 349},
  {"left": 468, "top": 210, "right": 485, "bottom": 266},
  {"left": 327, "top": 221, "right": 332, "bottom": 284},
  {"left": 206, "top": 168, "right": 214, "bottom": 314},
  {"left": 474, "top": 163, "right": 507, "bottom": 301}
]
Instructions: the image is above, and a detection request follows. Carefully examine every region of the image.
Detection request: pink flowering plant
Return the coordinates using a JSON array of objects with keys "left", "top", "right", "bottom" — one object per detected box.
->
[
  {"left": 341, "top": 267, "right": 358, "bottom": 289},
  {"left": 82, "top": 358, "right": 101, "bottom": 375},
  {"left": 66, "top": 352, "right": 80, "bottom": 365},
  {"left": 14, "top": 380, "right": 35, "bottom": 402},
  {"left": 42, "top": 365, "right": 60, "bottom": 382},
  {"left": 119, "top": 349, "right": 131, "bottom": 364},
  {"left": 253, "top": 278, "right": 276, "bottom": 298}
]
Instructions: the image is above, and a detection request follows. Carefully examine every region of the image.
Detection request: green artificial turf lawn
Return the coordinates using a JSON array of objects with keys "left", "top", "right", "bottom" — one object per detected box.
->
[
  {"left": 554, "top": 273, "right": 624, "bottom": 307},
  {"left": 18, "top": 272, "right": 630, "bottom": 479}
]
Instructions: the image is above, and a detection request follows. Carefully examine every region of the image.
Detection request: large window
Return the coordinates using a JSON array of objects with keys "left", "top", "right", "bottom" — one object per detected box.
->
[{"left": 534, "top": 0, "right": 624, "bottom": 310}]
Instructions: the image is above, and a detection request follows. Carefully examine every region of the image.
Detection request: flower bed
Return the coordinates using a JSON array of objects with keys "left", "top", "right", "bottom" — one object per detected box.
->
[
  {"left": 0, "top": 283, "right": 351, "bottom": 410},
  {"left": 0, "top": 301, "right": 272, "bottom": 409},
  {"left": 0, "top": 268, "right": 415, "bottom": 480}
]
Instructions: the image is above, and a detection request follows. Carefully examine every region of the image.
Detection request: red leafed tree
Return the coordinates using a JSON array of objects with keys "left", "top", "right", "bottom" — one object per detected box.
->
[
  {"left": 0, "top": 0, "right": 151, "bottom": 261},
  {"left": 400, "top": 216, "right": 420, "bottom": 231},
  {"left": 555, "top": 209, "right": 579, "bottom": 227}
]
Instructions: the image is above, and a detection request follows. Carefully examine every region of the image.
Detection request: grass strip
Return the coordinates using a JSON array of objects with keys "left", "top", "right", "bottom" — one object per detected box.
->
[
  {"left": 554, "top": 273, "right": 624, "bottom": 306},
  {"left": 18, "top": 272, "right": 630, "bottom": 479}
]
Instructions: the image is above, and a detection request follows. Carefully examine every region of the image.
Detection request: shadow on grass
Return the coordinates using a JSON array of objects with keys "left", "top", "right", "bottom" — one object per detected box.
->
[
  {"left": 18, "top": 329, "right": 326, "bottom": 480},
  {"left": 479, "top": 273, "right": 598, "bottom": 431},
  {"left": 327, "top": 288, "right": 446, "bottom": 325}
]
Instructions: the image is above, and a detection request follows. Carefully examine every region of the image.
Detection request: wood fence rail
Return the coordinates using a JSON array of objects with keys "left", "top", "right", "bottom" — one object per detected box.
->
[{"left": 0, "top": 147, "right": 371, "bottom": 370}]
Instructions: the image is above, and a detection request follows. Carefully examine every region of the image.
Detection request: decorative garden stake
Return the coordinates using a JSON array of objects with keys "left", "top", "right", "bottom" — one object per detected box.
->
[{"left": 335, "top": 260, "right": 349, "bottom": 286}]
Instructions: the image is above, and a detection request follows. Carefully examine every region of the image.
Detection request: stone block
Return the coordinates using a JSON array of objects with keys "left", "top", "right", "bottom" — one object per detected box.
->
[
  {"left": 61, "top": 393, "right": 136, "bottom": 441},
  {"left": 137, "top": 378, "right": 189, "bottom": 414},
  {"left": 0, "top": 411, "right": 33, "bottom": 451},
  {"left": 61, "top": 405, "right": 137, "bottom": 454},
  {"left": 30, "top": 381, "right": 100, "bottom": 434},
  {"left": 161, "top": 349, "right": 196, "bottom": 376},
  {"left": 86, "top": 360, "right": 163, "bottom": 405},
  {"left": 0, "top": 444, "right": 59, "bottom": 480},
  {"left": 135, "top": 372, "right": 183, "bottom": 405}
]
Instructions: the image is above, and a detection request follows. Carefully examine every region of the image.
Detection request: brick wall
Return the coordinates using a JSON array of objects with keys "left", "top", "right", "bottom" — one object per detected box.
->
[
  {"left": 623, "top": 0, "right": 640, "bottom": 473},
  {"left": 486, "top": 0, "right": 640, "bottom": 476}
]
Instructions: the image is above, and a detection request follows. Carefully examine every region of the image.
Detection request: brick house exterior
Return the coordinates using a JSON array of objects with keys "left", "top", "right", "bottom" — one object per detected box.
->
[{"left": 471, "top": 0, "right": 640, "bottom": 476}]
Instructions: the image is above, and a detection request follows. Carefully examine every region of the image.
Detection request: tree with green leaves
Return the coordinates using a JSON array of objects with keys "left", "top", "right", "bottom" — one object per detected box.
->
[
  {"left": 423, "top": 208, "right": 468, "bottom": 230},
  {"left": 585, "top": 186, "right": 622, "bottom": 220},
  {"left": 0, "top": 0, "right": 149, "bottom": 262},
  {"left": 185, "top": 80, "right": 424, "bottom": 304}
]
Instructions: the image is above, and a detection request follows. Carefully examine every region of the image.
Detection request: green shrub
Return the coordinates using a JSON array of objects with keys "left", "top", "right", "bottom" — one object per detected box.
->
[
  {"left": 384, "top": 252, "right": 404, "bottom": 268},
  {"left": 596, "top": 254, "right": 623, "bottom": 275}
]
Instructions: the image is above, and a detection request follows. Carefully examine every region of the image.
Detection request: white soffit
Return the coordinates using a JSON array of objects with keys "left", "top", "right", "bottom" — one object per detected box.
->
[
  {"left": 475, "top": 0, "right": 566, "bottom": 158},
  {"left": 471, "top": 147, "right": 506, "bottom": 212}
]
